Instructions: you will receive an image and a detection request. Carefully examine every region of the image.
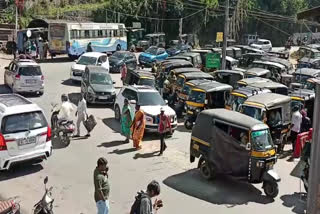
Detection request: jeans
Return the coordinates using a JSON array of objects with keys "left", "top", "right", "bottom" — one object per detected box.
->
[{"left": 96, "top": 200, "right": 109, "bottom": 214}]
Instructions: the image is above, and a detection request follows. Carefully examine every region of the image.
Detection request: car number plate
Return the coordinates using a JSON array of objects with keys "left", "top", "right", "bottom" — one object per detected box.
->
[
  {"left": 99, "top": 95, "right": 109, "bottom": 99},
  {"left": 26, "top": 79, "right": 37, "bottom": 84},
  {"left": 18, "top": 136, "right": 36, "bottom": 146}
]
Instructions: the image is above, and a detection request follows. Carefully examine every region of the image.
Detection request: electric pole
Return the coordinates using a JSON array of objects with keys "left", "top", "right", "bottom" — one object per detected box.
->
[
  {"left": 221, "top": 0, "right": 229, "bottom": 70},
  {"left": 307, "top": 82, "right": 320, "bottom": 214}
]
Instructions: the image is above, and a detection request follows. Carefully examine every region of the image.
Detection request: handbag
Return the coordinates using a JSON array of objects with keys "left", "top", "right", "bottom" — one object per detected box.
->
[{"left": 84, "top": 114, "right": 97, "bottom": 133}]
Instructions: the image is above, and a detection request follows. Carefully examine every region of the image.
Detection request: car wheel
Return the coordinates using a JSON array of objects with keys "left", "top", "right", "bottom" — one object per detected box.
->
[
  {"left": 184, "top": 119, "right": 193, "bottom": 130},
  {"left": 114, "top": 105, "right": 121, "bottom": 121},
  {"left": 263, "top": 181, "right": 279, "bottom": 198}
]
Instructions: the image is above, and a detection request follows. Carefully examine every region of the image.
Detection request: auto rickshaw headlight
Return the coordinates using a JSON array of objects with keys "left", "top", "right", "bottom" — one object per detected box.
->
[
  {"left": 184, "top": 105, "right": 187, "bottom": 110},
  {"left": 256, "top": 161, "right": 265, "bottom": 168}
]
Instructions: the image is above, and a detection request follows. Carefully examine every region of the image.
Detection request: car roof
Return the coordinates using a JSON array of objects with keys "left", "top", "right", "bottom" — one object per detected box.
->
[
  {"left": 81, "top": 52, "right": 107, "bottom": 57},
  {"left": 293, "top": 68, "right": 320, "bottom": 76},
  {"left": 249, "top": 81, "right": 288, "bottom": 89},
  {"left": 192, "top": 81, "right": 233, "bottom": 92},
  {"left": 86, "top": 65, "right": 108, "bottom": 73},
  {"left": 14, "top": 59, "right": 39, "bottom": 66},
  {"left": 258, "top": 39, "right": 271, "bottom": 42},
  {"left": 253, "top": 60, "right": 285, "bottom": 68},
  {"left": 0, "top": 94, "right": 42, "bottom": 115},
  {"left": 245, "top": 93, "right": 291, "bottom": 108}
]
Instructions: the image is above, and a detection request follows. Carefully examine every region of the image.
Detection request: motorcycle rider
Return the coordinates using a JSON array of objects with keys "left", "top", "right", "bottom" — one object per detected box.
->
[{"left": 57, "top": 94, "right": 75, "bottom": 126}]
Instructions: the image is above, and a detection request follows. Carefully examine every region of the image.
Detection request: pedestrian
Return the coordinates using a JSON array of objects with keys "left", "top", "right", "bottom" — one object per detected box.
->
[
  {"left": 130, "top": 180, "right": 163, "bottom": 214},
  {"left": 30, "top": 41, "right": 37, "bottom": 58},
  {"left": 300, "top": 109, "right": 312, "bottom": 133},
  {"left": 94, "top": 157, "right": 110, "bottom": 214},
  {"left": 43, "top": 40, "right": 49, "bottom": 59},
  {"left": 157, "top": 72, "right": 166, "bottom": 97},
  {"left": 131, "top": 104, "right": 145, "bottom": 150},
  {"left": 87, "top": 42, "right": 93, "bottom": 52},
  {"left": 121, "top": 99, "right": 133, "bottom": 143},
  {"left": 38, "top": 38, "right": 44, "bottom": 60},
  {"left": 120, "top": 63, "right": 127, "bottom": 85},
  {"left": 74, "top": 94, "right": 90, "bottom": 138},
  {"left": 151, "top": 62, "right": 157, "bottom": 74},
  {"left": 157, "top": 108, "right": 172, "bottom": 156},
  {"left": 291, "top": 105, "right": 302, "bottom": 154}
]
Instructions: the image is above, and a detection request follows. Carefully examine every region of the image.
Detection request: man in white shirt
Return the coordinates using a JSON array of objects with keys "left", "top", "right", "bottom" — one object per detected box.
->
[
  {"left": 58, "top": 94, "right": 75, "bottom": 122},
  {"left": 74, "top": 94, "right": 90, "bottom": 137},
  {"left": 291, "top": 105, "right": 302, "bottom": 153}
]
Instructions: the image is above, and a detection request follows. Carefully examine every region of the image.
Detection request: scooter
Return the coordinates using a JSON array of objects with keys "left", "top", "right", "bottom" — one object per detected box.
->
[
  {"left": 33, "top": 177, "right": 54, "bottom": 214},
  {"left": 0, "top": 197, "right": 20, "bottom": 214},
  {"left": 50, "top": 103, "right": 75, "bottom": 146}
]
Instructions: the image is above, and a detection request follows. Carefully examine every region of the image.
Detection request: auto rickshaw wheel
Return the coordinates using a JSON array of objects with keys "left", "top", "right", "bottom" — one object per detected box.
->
[
  {"left": 199, "top": 158, "right": 214, "bottom": 180},
  {"left": 184, "top": 119, "right": 193, "bottom": 130},
  {"left": 263, "top": 181, "right": 279, "bottom": 198}
]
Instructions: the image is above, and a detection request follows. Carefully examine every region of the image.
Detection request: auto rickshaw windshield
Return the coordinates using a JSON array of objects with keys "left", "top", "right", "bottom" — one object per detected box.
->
[
  {"left": 294, "top": 74, "right": 310, "bottom": 85},
  {"left": 139, "top": 78, "right": 155, "bottom": 87},
  {"left": 189, "top": 90, "right": 206, "bottom": 103},
  {"left": 227, "top": 95, "right": 246, "bottom": 111},
  {"left": 177, "top": 77, "right": 185, "bottom": 87},
  {"left": 243, "top": 106, "right": 263, "bottom": 121},
  {"left": 182, "top": 84, "right": 192, "bottom": 95},
  {"left": 251, "top": 129, "right": 274, "bottom": 151},
  {"left": 305, "top": 81, "right": 315, "bottom": 90}
]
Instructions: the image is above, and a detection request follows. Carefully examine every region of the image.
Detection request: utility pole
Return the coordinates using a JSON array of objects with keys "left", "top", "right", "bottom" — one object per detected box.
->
[
  {"left": 15, "top": 4, "right": 18, "bottom": 40},
  {"left": 221, "top": 0, "right": 229, "bottom": 70},
  {"left": 179, "top": 18, "right": 183, "bottom": 37},
  {"left": 307, "top": 82, "right": 320, "bottom": 214},
  {"left": 105, "top": 10, "right": 108, "bottom": 23}
]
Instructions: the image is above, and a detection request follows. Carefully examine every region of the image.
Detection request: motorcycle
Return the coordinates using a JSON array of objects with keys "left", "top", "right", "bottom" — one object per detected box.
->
[
  {"left": 50, "top": 103, "right": 75, "bottom": 146},
  {"left": 0, "top": 197, "right": 20, "bottom": 214},
  {"left": 33, "top": 177, "right": 54, "bottom": 214}
]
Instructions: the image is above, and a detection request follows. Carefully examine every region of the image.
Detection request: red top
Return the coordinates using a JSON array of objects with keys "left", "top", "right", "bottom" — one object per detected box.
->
[
  {"left": 121, "top": 65, "right": 127, "bottom": 79},
  {"left": 158, "top": 114, "right": 171, "bottom": 134}
]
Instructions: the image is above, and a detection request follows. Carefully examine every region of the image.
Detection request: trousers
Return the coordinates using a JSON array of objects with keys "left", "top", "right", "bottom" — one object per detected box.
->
[
  {"left": 76, "top": 114, "right": 86, "bottom": 135},
  {"left": 96, "top": 200, "right": 109, "bottom": 214},
  {"left": 160, "top": 133, "right": 166, "bottom": 153}
]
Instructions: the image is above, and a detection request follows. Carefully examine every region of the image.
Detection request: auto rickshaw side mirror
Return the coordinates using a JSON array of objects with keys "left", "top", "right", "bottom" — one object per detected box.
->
[
  {"left": 246, "top": 143, "right": 252, "bottom": 151},
  {"left": 205, "top": 99, "right": 208, "bottom": 105}
]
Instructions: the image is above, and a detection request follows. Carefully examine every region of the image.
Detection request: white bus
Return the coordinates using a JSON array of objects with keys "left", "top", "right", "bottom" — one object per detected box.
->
[{"left": 48, "top": 22, "right": 127, "bottom": 58}]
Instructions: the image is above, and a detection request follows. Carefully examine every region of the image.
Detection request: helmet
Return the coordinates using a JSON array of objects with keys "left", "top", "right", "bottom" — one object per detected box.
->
[{"left": 61, "top": 94, "right": 68, "bottom": 102}]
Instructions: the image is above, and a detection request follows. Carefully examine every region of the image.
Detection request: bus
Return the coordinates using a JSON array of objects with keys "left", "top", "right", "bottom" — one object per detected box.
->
[{"left": 48, "top": 22, "right": 127, "bottom": 58}]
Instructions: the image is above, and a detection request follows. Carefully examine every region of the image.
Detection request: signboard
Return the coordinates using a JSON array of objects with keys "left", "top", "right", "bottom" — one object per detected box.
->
[
  {"left": 216, "top": 32, "right": 223, "bottom": 43},
  {"left": 206, "top": 53, "right": 221, "bottom": 69},
  {"left": 132, "top": 22, "right": 141, "bottom": 28}
]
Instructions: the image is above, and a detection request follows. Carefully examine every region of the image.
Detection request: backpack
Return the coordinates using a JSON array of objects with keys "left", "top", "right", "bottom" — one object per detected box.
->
[{"left": 130, "top": 191, "right": 148, "bottom": 214}]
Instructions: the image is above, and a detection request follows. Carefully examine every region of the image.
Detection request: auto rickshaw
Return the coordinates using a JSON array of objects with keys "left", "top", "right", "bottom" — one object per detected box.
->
[
  {"left": 124, "top": 68, "right": 155, "bottom": 87},
  {"left": 184, "top": 81, "right": 232, "bottom": 129},
  {"left": 291, "top": 68, "right": 320, "bottom": 88},
  {"left": 239, "top": 53, "right": 265, "bottom": 68},
  {"left": 210, "top": 70, "right": 244, "bottom": 88},
  {"left": 249, "top": 61, "right": 286, "bottom": 82},
  {"left": 158, "top": 60, "right": 193, "bottom": 74},
  {"left": 260, "top": 56, "right": 294, "bottom": 73},
  {"left": 247, "top": 81, "right": 289, "bottom": 95},
  {"left": 190, "top": 109, "right": 280, "bottom": 198},
  {"left": 297, "top": 57, "right": 320, "bottom": 69},
  {"left": 225, "top": 86, "right": 271, "bottom": 111},
  {"left": 174, "top": 72, "right": 214, "bottom": 94},
  {"left": 289, "top": 89, "right": 315, "bottom": 121},
  {"left": 304, "top": 78, "right": 320, "bottom": 91},
  {"left": 237, "top": 77, "right": 273, "bottom": 88},
  {"left": 245, "top": 68, "right": 271, "bottom": 79},
  {"left": 241, "top": 93, "right": 292, "bottom": 153}
]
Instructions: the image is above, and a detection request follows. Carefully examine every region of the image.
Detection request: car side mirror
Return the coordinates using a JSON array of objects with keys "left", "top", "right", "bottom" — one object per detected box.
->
[
  {"left": 113, "top": 81, "right": 116, "bottom": 84},
  {"left": 4, "top": 66, "right": 9, "bottom": 70},
  {"left": 165, "top": 99, "right": 168, "bottom": 104},
  {"left": 97, "top": 62, "right": 102, "bottom": 66},
  {"left": 246, "top": 143, "right": 252, "bottom": 151}
]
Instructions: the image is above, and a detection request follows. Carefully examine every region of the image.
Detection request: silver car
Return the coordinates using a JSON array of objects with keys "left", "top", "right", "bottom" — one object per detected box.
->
[{"left": 4, "top": 59, "right": 44, "bottom": 95}]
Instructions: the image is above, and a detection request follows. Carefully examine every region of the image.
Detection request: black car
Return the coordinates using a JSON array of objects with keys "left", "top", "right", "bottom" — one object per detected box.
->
[{"left": 109, "top": 51, "right": 137, "bottom": 73}]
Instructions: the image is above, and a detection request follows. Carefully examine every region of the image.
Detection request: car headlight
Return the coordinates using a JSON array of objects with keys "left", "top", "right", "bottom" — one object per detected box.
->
[
  {"left": 88, "top": 86, "right": 94, "bottom": 94},
  {"left": 111, "top": 91, "right": 116, "bottom": 95}
]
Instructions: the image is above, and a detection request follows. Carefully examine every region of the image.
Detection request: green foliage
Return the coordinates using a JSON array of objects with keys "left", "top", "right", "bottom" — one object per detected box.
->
[{"left": 201, "top": 0, "right": 219, "bottom": 8}]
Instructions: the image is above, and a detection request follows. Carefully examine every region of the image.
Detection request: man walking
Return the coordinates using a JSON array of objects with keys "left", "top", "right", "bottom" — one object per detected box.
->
[
  {"left": 130, "top": 180, "right": 163, "bottom": 214},
  {"left": 291, "top": 105, "right": 302, "bottom": 154},
  {"left": 158, "top": 108, "right": 172, "bottom": 156},
  {"left": 94, "top": 157, "right": 110, "bottom": 214},
  {"left": 74, "top": 94, "right": 90, "bottom": 137}
]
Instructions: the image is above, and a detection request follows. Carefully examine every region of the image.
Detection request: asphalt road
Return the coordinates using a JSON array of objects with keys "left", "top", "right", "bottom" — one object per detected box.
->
[{"left": 0, "top": 53, "right": 306, "bottom": 214}]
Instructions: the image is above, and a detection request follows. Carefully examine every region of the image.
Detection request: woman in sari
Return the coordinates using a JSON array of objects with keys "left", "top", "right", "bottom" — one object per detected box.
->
[
  {"left": 121, "top": 99, "right": 133, "bottom": 143},
  {"left": 131, "top": 104, "right": 146, "bottom": 150}
]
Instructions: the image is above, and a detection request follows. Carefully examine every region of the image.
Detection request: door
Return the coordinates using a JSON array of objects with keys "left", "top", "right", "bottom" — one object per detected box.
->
[
  {"left": 4, "top": 62, "right": 13, "bottom": 85},
  {"left": 10, "top": 63, "right": 18, "bottom": 87},
  {"left": 6, "top": 62, "right": 15, "bottom": 86}
]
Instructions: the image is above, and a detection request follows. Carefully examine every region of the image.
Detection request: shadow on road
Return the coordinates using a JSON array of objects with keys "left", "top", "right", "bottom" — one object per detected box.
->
[
  {"left": 97, "top": 140, "right": 126, "bottom": 148},
  {"left": 108, "top": 148, "right": 137, "bottom": 155},
  {"left": 175, "top": 124, "right": 191, "bottom": 133},
  {"left": 0, "top": 84, "right": 11, "bottom": 94},
  {"left": 37, "top": 57, "right": 71, "bottom": 64},
  {"left": 0, "top": 163, "right": 43, "bottom": 182},
  {"left": 102, "top": 118, "right": 121, "bottom": 133},
  {"left": 133, "top": 151, "right": 159, "bottom": 159},
  {"left": 61, "top": 79, "right": 80, "bottom": 87},
  {"left": 51, "top": 137, "right": 68, "bottom": 150},
  {"left": 280, "top": 192, "right": 307, "bottom": 214},
  {"left": 163, "top": 169, "right": 274, "bottom": 206}
]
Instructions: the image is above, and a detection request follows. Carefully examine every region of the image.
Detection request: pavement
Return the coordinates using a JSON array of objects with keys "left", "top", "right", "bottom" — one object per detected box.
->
[{"left": 0, "top": 52, "right": 306, "bottom": 214}]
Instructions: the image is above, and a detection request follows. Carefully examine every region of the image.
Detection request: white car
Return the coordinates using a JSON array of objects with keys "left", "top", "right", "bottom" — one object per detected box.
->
[
  {"left": 250, "top": 39, "right": 272, "bottom": 52},
  {"left": 70, "top": 52, "right": 109, "bottom": 82},
  {"left": 0, "top": 94, "right": 52, "bottom": 170},
  {"left": 114, "top": 85, "right": 177, "bottom": 132},
  {"left": 4, "top": 59, "right": 44, "bottom": 95}
]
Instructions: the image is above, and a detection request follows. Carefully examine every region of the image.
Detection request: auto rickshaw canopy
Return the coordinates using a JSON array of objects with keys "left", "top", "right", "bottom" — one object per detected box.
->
[
  {"left": 191, "top": 81, "right": 233, "bottom": 93},
  {"left": 244, "top": 93, "right": 292, "bottom": 109}
]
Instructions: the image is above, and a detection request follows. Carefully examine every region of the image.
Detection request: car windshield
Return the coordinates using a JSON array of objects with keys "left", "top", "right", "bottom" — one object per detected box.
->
[
  {"left": 77, "top": 56, "right": 97, "bottom": 65},
  {"left": 227, "top": 95, "right": 246, "bottom": 111},
  {"left": 138, "top": 78, "right": 155, "bottom": 87},
  {"left": 189, "top": 91, "right": 205, "bottom": 103},
  {"left": 255, "top": 41, "right": 265, "bottom": 45},
  {"left": 2, "top": 111, "right": 47, "bottom": 134},
  {"left": 145, "top": 47, "right": 158, "bottom": 55},
  {"left": 111, "top": 52, "right": 125, "bottom": 59},
  {"left": 90, "top": 73, "right": 112, "bottom": 85},
  {"left": 294, "top": 74, "right": 310, "bottom": 85},
  {"left": 251, "top": 129, "right": 274, "bottom": 151},
  {"left": 243, "top": 106, "right": 263, "bottom": 121},
  {"left": 19, "top": 66, "right": 42, "bottom": 76},
  {"left": 138, "top": 91, "right": 166, "bottom": 106}
]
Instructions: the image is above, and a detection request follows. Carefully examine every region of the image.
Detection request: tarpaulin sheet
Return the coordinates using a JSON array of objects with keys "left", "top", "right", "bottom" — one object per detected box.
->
[{"left": 209, "top": 127, "right": 250, "bottom": 177}]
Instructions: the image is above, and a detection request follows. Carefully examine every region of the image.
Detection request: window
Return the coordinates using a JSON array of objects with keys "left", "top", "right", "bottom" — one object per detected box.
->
[
  {"left": 122, "top": 89, "right": 137, "bottom": 101},
  {"left": 98, "top": 55, "right": 107, "bottom": 63},
  {"left": 110, "top": 30, "right": 113, "bottom": 37},
  {"left": 114, "top": 30, "right": 119, "bottom": 37},
  {"left": 214, "top": 121, "right": 228, "bottom": 133},
  {"left": 120, "top": 29, "right": 124, "bottom": 37},
  {"left": 80, "top": 30, "right": 85, "bottom": 39},
  {"left": 90, "top": 30, "right": 96, "bottom": 38},
  {"left": 98, "top": 30, "right": 103, "bottom": 38},
  {"left": 84, "top": 30, "right": 90, "bottom": 38},
  {"left": 19, "top": 66, "right": 42, "bottom": 76}
]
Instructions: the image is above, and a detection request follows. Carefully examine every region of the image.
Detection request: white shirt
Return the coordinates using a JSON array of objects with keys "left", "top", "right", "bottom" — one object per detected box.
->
[
  {"left": 77, "top": 98, "right": 87, "bottom": 116},
  {"left": 58, "top": 101, "right": 75, "bottom": 121},
  {"left": 291, "top": 110, "right": 302, "bottom": 133}
]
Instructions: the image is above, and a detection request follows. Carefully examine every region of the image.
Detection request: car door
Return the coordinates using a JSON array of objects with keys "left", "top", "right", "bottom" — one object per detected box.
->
[
  {"left": 81, "top": 70, "right": 89, "bottom": 95},
  {"left": 98, "top": 55, "right": 110, "bottom": 72},
  {"left": 4, "top": 62, "right": 13, "bottom": 85},
  {"left": 10, "top": 63, "right": 18, "bottom": 87}
]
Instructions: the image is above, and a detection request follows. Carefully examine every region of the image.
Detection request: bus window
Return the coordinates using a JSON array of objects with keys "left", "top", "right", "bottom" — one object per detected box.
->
[
  {"left": 70, "top": 30, "right": 76, "bottom": 39},
  {"left": 98, "top": 30, "right": 103, "bottom": 38},
  {"left": 120, "top": 29, "right": 124, "bottom": 37},
  {"left": 114, "top": 30, "right": 118, "bottom": 37},
  {"left": 85, "top": 30, "right": 90, "bottom": 38},
  {"left": 90, "top": 30, "right": 96, "bottom": 38},
  {"left": 80, "top": 30, "right": 85, "bottom": 39}
]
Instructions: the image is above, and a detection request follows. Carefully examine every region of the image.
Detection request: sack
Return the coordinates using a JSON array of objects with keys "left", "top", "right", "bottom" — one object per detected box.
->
[
  {"left": 84, "top": 115, "right": 97, "bottom": 133},
  {"left": 130, "top": 192, "right": 147, "bottom": 214}
]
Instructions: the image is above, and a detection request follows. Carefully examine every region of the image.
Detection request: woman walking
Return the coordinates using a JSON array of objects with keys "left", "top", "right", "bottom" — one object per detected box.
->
[
  {"left": 131, "top": 104, "right": 145, "bottom": 150},
  {"left": 121, "top": 99, "right": 133, "bottom": 143}
]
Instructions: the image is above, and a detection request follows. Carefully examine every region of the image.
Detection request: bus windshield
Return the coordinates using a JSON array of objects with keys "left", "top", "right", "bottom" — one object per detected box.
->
[{"left": 49, "top": 24, "right": 65, "bottom": 38}]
